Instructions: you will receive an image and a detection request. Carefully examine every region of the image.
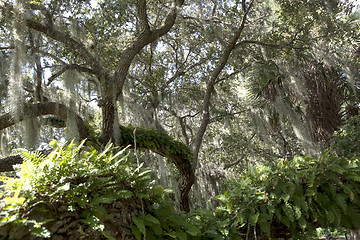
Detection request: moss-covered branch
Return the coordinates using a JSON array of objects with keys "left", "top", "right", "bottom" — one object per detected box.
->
[
  {"left": 118, "top": 125, "right": 195, "bottom": 212},
  {"left": 119, "top": 125, "right": 193, "bottom": 162}
]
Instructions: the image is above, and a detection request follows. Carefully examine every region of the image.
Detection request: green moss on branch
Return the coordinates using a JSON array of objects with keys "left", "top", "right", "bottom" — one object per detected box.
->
[{"left": 119, "top": 125, "right": 193, "bottom": 162}]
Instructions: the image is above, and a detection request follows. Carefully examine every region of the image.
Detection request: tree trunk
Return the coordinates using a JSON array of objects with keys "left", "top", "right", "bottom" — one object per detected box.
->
[
  {"left": 99, "top": 97, "right": 117, "bottom": 144},
  {"left": 98, "top": 74, "right": 118, "bottom": 144}
]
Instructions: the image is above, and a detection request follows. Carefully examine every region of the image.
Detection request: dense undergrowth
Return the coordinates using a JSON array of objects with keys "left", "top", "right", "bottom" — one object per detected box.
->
[
  {"left": 0, "top": 141, "right": 235, "bottom": 240},
  {"left": 219, "top": 152, "right": 360, "bottom": 239},
  {"left": 0, "top": 117, "right": 360, "bottom": 239}
]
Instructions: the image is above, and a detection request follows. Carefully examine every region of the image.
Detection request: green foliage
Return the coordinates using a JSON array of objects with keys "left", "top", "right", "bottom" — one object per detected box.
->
[
  {"left": 0, "top": 140, "right": 158, "bottom": 239},
  {"left": 331, "top": 115, "right": 360, "bottom": 157},
  {"left": 131, "top": 200, "right": 241, "bottom": 240},
  {"left": 2, "top": 136, "right": 360, "bottom": 239},
  {"left": 218, "top": 152, "right": 360, "bottom": 239}
]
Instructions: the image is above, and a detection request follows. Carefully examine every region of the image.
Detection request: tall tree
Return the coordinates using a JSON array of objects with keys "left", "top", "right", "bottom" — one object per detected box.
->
[{"left": 0, "top": 0, "right": 195, "bottom": 212}]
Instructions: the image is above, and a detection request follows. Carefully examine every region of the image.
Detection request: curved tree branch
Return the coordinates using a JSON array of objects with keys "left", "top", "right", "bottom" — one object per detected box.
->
[
  {"left": 0, "top": 102, "right": 89, "bottom": 139},
  {"left": 150, "top": 0, "right": 184, "bottom": 38},
  {"left": 235, "top": 20, "right": 315, "bottom": 50},
  {"left": 137, "top": 0, "right": 151, "bottom": 33},
  {"left": 47, "top": 64, "right": 97, "bottom": 86},
  {"left": 25, "top": 19, "right": 106, "bottom": 78},
  {"left": 28, "top": 3, "right": 54, "bottom": 28},
  {"left": 0, "top": 102, "right": 89, "bottom": 172}
]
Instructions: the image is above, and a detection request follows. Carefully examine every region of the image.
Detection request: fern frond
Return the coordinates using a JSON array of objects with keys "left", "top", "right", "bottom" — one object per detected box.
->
[{"left": 18, "top": 149, "right": 46, "bottom": 164}]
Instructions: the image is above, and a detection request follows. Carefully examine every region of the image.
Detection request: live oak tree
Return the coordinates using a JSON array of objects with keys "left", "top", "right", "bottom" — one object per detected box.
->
[
  {"left": 0, "top": 0, "right": 196, "bottom": 212},
  {"left": 0, "top": 0, "right": 359, "bottom": 213}
]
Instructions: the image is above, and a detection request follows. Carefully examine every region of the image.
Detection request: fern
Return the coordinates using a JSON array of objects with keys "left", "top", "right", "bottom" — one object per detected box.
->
[
  {"left": 218, "top": 150, "right": 360, "bottom": 238},
  {"left": 18, "top": 149, "right": 46, "bottom": 164}
]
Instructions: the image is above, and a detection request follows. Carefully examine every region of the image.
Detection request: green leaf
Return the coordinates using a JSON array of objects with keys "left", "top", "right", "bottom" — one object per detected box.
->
[
  {"left": 294, "top": 205, "right": 302, "bottom": 220},
  {"left": 146, "top": 221, "right": 163, "bottom": 236},
  {"left": 305, "top": 188, "right": 316, "bottom": 196},
  {"left": 74, "top": 196, "right": 88, "bottom": 208},
  {"left": 94, "top": 193, "right": 119, "bottom": 204},
  {"left": 185, "top": 224, "right": 201, "bottom": 236},
  {"left": 132, "top": 217, "right": 146, "bottom": 234},
  {"left": 168, "top": 230, "right": 187, "bottom": 240},
  {"left": 176, "top": 231, "right": 187, "bottom": 240},
  {"left": 326, "top": 210, "right": 335, "bottom": 223},
  {"left": 143, "top": 214, "right": 160, "bottom": 225},
  {"left": 298, "top": 217, "right": 307, "bottom": 230},
  {"left": 107, "top": 146, "right": 127, "bottom": 161},
  {"left": 258, "top": 217, "right": 271, "bottom": 236},
  {"left": 281, "top": 193, "right": 291, "bottom": 202},
  {"left": 249, "top": 212, "right": 260, "bottom": 226},
  {"left": 94, "top": 190, "right": 133, "bottom": 204},
  {"left": 166, "top": 231, "right": 178, "bottom": 238},
  {"left": 330, "top": 163, "right": 344, "bottom": 174},
  {"left": 282, "top": 203, "right": 295, "bottom": 222},
  {"left": 204, "top": 229, "right": 221, "bottom": 238},
  {"left": 131, "top": 225, "right": 142, "bottom": 240},
  {"left": 334, "top": 193, "right": 347, "bottom": 209},
  {"left": 116, "top": 190, "right": 133, "bottom": 198}
]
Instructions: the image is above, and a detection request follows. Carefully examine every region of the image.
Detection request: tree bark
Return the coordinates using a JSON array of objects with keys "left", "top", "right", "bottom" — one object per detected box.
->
[
  {"left": 25, "top": 19, "right": 106, "bottom": 79},
  {"left": 118, "top": 125, "right": 195, "bottom": 212},
  {"left": 98, "top": 97, "right": 117, "bottom": 144},
  {"left": 150, "top": 147, "right": 195, "bottom": 212}
]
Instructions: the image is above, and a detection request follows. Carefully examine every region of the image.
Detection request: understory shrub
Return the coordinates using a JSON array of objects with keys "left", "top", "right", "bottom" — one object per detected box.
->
[
  {"left": 331, "top": 115, "right": 360, "bottom": 158},
  {"left": 218, "top": 152, "right": 360, "bottom": 239},
  {"left": 0, "top": 141, "right": 153, "bottom": 239}
]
